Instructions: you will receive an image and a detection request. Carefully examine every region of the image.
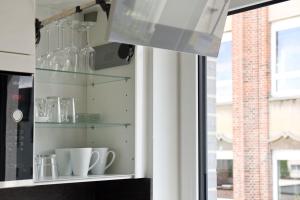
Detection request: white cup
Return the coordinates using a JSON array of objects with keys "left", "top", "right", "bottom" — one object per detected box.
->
[
  {"left": 55, "top": 148, "right": 72, "bottom": 176},
  {"left": 90, "top": 148, "right": 116, "bottom": 175},
  {"left": 70, "top": 148, "right": 100, "bottom": 177}
]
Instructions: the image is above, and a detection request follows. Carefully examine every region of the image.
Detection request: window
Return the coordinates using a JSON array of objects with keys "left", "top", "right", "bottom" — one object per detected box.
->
[
  {"left": 212, "top": 2, "right": 300, "bottom": 200},
  {"left": 216, "top": 32, "right": 232, "bottom": 103},
  {"left": 273, "top": 151, "right": 300, "bottom": 200},
  {"left": 217, "top": 151, "right": 233, "bottom": 200},
  {"left": 271, "top": 17, "right": 300, "bottom": 97}
]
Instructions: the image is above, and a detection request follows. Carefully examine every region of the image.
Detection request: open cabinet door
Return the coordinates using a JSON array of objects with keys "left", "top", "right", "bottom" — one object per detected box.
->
[{"left": 107, "top": 0, "right": 230, "bottom": 56}]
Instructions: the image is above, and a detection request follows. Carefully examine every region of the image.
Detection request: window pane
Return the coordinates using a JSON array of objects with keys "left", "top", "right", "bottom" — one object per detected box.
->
[
  {"left": 217, "top": 41, "right": 232, "bottom": 81},
  {"left": 216, "top": 41, "right": 232, "bottom": 102},
  {"left": 277, "top": 27, "right": 300, "bottom": 73},
  {"left": 277, "top": 78, "right": 300, "bottom": 92},
  {"left": 278, "top": 160, "right": 300, "bottom": 200},
  {"left": 217, "top": 81, "right": 232, "bottom": 102},
  {"left": 217, "top": 160, "right": 233, "bottom": 199}
]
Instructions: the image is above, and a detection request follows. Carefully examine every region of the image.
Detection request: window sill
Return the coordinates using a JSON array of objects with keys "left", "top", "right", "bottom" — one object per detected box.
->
[
  {"left": 269, "top": 95, "right": 300, "bottom": 101},
  {"left": 217, "top": 101, "right": 232, "bottom": 106}
]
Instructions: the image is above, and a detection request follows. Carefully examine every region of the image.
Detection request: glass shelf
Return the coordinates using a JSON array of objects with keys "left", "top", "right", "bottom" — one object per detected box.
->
[
  {"left": 35, "top": 67, "right": 130, "bottom": 86},
  {"left": 35, "top": 122, "right": 131, "bottom": 128}
]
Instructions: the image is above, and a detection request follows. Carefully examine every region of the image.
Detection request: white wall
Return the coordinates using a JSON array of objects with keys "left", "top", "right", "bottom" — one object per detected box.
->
[
  {"left": 152, "top": 48, "right": 180, "bottom": 200},
  {"left": 178, "top": 53, "right": 199, "bottom": 200},
  {"left": 144, "top": 48, "right": 199, "bottom": 200}
]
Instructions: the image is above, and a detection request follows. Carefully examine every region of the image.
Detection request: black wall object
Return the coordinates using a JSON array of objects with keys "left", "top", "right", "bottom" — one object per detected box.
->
[
  {"left": 0, "top": 178, "right": 151, "bottom": 200},
  {"left": 94, "top": 43, "right": 135, "bottom": 70}
]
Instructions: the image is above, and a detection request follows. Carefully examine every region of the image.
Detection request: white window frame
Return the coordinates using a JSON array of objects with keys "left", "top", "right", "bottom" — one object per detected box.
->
[
  {"left": 271, "top": 17, "right": 300, "bottom": 98},
  {"left": 217, "top": 32, "right": 233, "bottom": 104},
  {"left": 272, "top": 150, "right": 300, "bottom": 200},
  {"left": 216, "top": 150, "right": 233, "bottom": 160}
]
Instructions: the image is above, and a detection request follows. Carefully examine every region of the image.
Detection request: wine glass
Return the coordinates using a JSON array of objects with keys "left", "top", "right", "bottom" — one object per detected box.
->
[
  {"left": 63, "top": 20, "right": 80, "bottom": 72},
  {"left": 78, "top": 24, "right": 87, "bottom": 73},
  {"left": 40, "top": 26, "right": 53, "bottom": 69},
  {"left": 36, "top": 43, "right": 44, "bottom": 68},
  {"left": 59, "top": 20, "right": 72, "bottom": 71},
  {"left": 78, "top": 22, "right": 96, "bottom": 73},
  {"left": 85, "top": 22, "right": 96, "bottom": 72},
  {"left": 50, "top": 20, "right": 67, "bottom": 71}
]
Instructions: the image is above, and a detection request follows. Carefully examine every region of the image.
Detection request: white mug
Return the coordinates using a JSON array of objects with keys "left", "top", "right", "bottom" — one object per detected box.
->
[
  {"left": 90, "top": 148, "right": 116, "bottom": 175},
  {"left": 70, "top": 148, "right": 100, "bottom": 177},
  {"left": 55, "top": 148, "right": 72, "bottom": 176}
]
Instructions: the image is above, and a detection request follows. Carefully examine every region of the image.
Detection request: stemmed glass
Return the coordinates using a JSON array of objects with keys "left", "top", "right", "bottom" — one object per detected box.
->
[
  {"left": 50, "top": 20, "right": 68, "bottom": 71},
  {"left": 36, "top": 43, "right": 43, "bottom": 68},
  {"left": 78, "top": 22, "right": 96, "bottom": 73},
  {"left": 85, "top": 22, "right": 96, "bottom": 72},
  {"left": 63, "top": 20, "right": 80, "bottom": 72},
  {"left": 49, "top": 21, "right": 61, "bottom": 70},
  {"left": 60, "top": 21, "right": 71, "bottom": 71},
  {"left": 40, "top": 26, "right": 53, "bottom": 69}
]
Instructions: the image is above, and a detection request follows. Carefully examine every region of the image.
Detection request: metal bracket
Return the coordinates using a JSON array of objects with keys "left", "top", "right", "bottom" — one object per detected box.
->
[
  {"left": 96, "top": 0, "right": 111, "bottom": 18},
  {"left": 35, "top": 18, "right": 43, "bottom": 45},
  {"left": 35, "top": 0, "right": 111, "bottom": 44}
]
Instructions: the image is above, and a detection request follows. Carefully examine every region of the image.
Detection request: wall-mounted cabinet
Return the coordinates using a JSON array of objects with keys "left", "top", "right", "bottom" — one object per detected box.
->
[
  {"left": 34, "top": 54, "right": 137, "bottom": 184},
  {"left": 31, "top": 0, "right": 142, "bottom": 185}
]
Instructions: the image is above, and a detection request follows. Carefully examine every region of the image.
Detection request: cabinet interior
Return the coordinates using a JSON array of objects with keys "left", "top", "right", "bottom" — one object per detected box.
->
[{"left": 34, "top": 1, "right": 136, "bottom": 181}]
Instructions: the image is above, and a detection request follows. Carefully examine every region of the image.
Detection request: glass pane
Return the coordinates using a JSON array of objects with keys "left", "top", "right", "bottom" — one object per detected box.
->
[
  {"left": 277, "top": 27, "right": 300, "bottom": 73},
  {"left": 216, "top": 40, "right": 232, "bottom": 101},
  {"left": 217, "top": 160, "right": 233, "bottom": 199},
  {"left": 214, "top": 2, "right": 300, "bottom": 200},
  {"left": 217, "top": 82, "right": 232, "bottom": 102},
  {"left": 277, "top": 78, "right": 300, "bottom": 92},
  {"left": 217, "top": 41, "right": 232, "bottom": 81},
  {"left": 278, "top": 160, "right": 300, "bottom": 200}
]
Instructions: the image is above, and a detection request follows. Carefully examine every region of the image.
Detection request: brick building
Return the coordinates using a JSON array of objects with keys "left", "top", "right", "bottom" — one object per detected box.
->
[{"left": 216, "top": 1, "right": 300, "bottom": 200}]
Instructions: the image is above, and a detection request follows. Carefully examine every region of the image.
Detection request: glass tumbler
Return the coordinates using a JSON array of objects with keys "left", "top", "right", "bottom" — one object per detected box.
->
[
  {"left": 35, "top": 98, "right": 48, "bottom": 122},
  {"left": 60, "top": 98, "right": 76, "bottom": 123},
  {"left": 35, "top": 155, "right": 58, "bottom": 181},
  {"left": 46, "top": 97, "right": 61, "bottom": 123}
]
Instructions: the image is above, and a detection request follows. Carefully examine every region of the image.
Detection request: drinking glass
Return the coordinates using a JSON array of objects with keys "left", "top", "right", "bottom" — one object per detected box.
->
[
  {"left": 78, "top": 24, "right": 88, "bottom": 73},
  {"left": 60, "top": 97, "right": 76, "bottom": 123},
  {"left": 40, "top": 27, "right": 53, "bottom": 69},
  {"left": 60, "top": 21, "right": 71, "bottom": 71},
  {"left": 36, "top": 41, "right": 44, "bottom": 68},
  {"left": 35, "top": 154, "right": 58, "bottom": 180},
  {"left": 35, "top": 98, "right": 48, "bottom": 122},
  {"left": 50, "top": 21, "right": 66, "bottom": 70},
  {"left": 85, "top": 22, "right": 96, "bottom": 72},
  {"left": 78, "top": 22, "right": 96, "bottom": 73},
  {"left": 63, "top": 20, "right": 80, "bottom": 72},
  {"left": 36, "top": 53, "right": 44, "bottom": 69},
  {"left": 46, "top": 97, "right": 61, "bottom": 123}
]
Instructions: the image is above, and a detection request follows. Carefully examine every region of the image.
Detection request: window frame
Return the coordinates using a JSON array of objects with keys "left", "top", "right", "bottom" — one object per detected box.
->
[
  {"left": 272, "top": 150, "right": 300, "bottom": 200},
  {"left": 271, "top": 17, "right": 300, "bottom": 98},
  {"left": 202, "top": 2, "right": 290, "bottom": 200},
  {"left": 216, "top": 32, "right": 233, "bottom": 104}
]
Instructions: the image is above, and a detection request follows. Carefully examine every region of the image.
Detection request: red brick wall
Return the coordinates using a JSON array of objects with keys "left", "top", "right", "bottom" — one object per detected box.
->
[{"left": 232, "top": 8, "right": 272, "bottom": 200}]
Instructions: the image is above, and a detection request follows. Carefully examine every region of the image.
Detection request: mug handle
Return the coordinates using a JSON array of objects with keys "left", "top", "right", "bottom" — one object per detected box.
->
[
  {"left": 105, "top": 151, "right": 116, "bottom": 170},
  {"left": 89, "top": 151, "right": 100, "bottom": 171}
]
